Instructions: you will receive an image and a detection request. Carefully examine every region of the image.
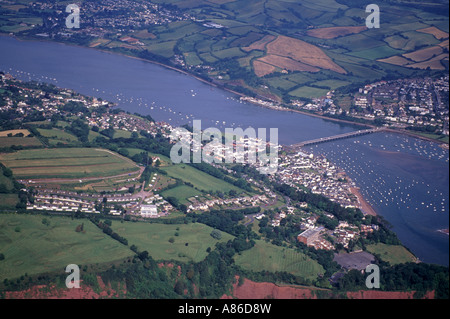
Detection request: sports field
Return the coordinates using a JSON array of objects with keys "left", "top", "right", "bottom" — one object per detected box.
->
[
  {"left": 0, "top": 148, "right": 139, "bottom": 179},
  {"left": 112, "top": 222, "right": 234, "bottom": 263},
  {"left": 0, "top": 214, "right": 133, "bottom": 281},
  {"left": 234, "top": 240, "right": 324, "bottom": 281}
]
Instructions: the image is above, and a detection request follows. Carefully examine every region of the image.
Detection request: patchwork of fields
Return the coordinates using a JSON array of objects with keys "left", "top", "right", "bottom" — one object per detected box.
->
[{"left": 1, "top": 0, "right": 448, "bottom": 100}]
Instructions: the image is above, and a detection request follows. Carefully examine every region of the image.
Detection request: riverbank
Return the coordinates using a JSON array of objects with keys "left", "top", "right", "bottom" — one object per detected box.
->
[{"left": 350, "top": 187, "right": 378, "bottom": 216}]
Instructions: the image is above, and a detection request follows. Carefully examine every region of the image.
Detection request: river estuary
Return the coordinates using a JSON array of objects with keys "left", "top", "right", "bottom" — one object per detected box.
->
[{"left": 0, "top": 35, "right": 448, "bottom": 266}]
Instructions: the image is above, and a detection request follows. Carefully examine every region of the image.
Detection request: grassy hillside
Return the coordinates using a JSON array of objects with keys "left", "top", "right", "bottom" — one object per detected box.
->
[
  {"left": 161, "top": 163, "right": 243, "bottom": 193},
  {"left": 112, "top": 221, "right": 234, "bottom": 263},
  {"left": 234, "top": 239, "right": 324, "bottom": 281},
  {"left": 0, "top": 214, "right": 133, "bottom": 281},
  {"left": 366, "top": 243, "right": 417, "bottom": 265}
]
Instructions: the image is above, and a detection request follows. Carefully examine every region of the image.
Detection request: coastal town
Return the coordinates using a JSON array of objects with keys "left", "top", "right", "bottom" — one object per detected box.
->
[
  {"left": 0, "top": 71, "right": 385, "bottom": 254},
  {"left": 349, "top": 76, "right": 448, "bottom": 134},
  {"left": 274, "top": 150, "right": 360, "bottom": 210},
  {"left": 239, "top": 75, "right": 449, "bottom": 140},
  {"left": 31, "top": 0, "right": 194, "bottom": 39}
]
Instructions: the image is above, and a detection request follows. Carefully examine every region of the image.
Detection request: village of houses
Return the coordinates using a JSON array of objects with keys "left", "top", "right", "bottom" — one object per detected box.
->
[{"left": 297, "top": 76, "right": 449, "bottom": 135}]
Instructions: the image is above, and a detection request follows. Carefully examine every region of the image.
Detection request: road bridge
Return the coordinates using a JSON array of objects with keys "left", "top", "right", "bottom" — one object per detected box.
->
[{"left": 290, "top": 127, "right": 385, "bottom": 149}]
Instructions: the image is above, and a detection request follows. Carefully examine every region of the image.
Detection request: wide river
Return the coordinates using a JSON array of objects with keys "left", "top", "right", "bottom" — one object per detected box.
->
[{"left": 1, "top": 36, "right": 448, "bottom": 266}]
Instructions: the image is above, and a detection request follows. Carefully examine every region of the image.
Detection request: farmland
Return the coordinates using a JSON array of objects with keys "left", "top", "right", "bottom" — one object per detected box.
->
[
  {"left": 0, "top": 214, "right": 134, "bottom": 281},
  {"left": 36, "top": 128, "right": 79, "bottom": 145},
  {"left": 258, "top": 54, "right": 320, "bottom": 73},
  {"left": 2, "top": 0, "right": 448, "bottom": 101},
  {"left": 265, "top": 35, "right": 347, "bottom": 74},
  {"left": 234, "top": 240, "right": 324, "bottom": 282},
  {"left": 417, "top": 26, "right": 449, "bottom": 40},
  {"left": 0, "top": 148, "right": 140, "bottom": 179},
  {"left": 112, "top": 221, "right": 234, "bottom": 263},
  {"left": 0, "top": 129, "right": 31, "bottom": 137},
  {"left": 0, "top": 194, "right": 19, "bottom": 210},
  {"left": 307, "top": 26, "right": 367, "bottom": 39},
  {"left": 0, "top": 136, "right": 42, "bottom": 148}
]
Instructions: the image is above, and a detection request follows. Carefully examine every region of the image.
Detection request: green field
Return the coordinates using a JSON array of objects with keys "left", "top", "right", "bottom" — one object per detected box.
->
[
  {"left": 112, "top": 222, "right": 234, "bottom": 262},
  {"left": 124, "top": 148, "right": 172, "bottom": 166},
  {"left": 88, "top": 129, "right": 105, "bottom": 142},
  {"left": 184, "top": 51, "right": 203, "bottom": 66},
  {"left": 366, "top": 243, "right": 416, "bottom": 265},
  {"left": 37, "top": 128, "right": 78, "bottom": 145},
  {"left": 146, "top": 41, "right": 177, "bottom": 58},
  {"left": 234, "top": 240, "right": 324, "bottom": 281},
  {"left": 347, "top": 46, "right": 405, "bottom": 60},
  {"left": 0, "top": 194, "right": 19, "bottom": 209},
  {"left": 311, "top": 79, "right": 351, "bottom": 90},
  {"left": 0, "top": 148, "right": 139, "bottom": 179},
  {"left": 289, "top": 86, "right": 330, "bottom": 98},
  {"left": 160, "top": 185, "right": 202, "bottom": 205},
  {"left": 112, "top": 129, "right": 135, "bottom": 139},
  {"left": 0, "top": 136, "right": 42, "bottom": 148},
  {"left": 0, "top": 214, "right": 134, "bottom": 281},
  {"left": 161, "top": 164, "right": 242, "bottom": 193}
]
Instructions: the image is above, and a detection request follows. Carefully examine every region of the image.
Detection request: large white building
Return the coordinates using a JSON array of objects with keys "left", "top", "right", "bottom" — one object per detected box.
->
[{"left": 140, "top": 204, "right": 158, "bottom": 218}]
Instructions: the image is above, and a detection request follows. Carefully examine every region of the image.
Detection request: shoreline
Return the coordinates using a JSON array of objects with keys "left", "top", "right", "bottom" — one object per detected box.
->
[{"left": 349, "top": 187, "right": 378, "bottom": 216}]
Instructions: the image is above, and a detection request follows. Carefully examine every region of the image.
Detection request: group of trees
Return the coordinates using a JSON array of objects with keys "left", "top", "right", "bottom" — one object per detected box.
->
[
  {"left": 0, "top": 164, "right": 20, "bottom": 194},
  {"left": 337, "top": 261, "right": 449, "bottom": 299},
  {"left": 0, "top": 163, "right": 30, "bottom": 211},
  {"left": 65, "top": 119, "right": 90, "bottom": 143},
  {"left": 189, "top": 207, "right": 260, "bottom": 238},
  {"left": 90, "top": 218, "right": 128, "bottom": 246}
]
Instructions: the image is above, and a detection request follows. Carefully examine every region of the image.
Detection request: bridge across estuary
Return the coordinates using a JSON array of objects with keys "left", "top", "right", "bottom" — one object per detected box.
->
[{"left": 290, "top": 127, "right": 385, "bottom": 149}]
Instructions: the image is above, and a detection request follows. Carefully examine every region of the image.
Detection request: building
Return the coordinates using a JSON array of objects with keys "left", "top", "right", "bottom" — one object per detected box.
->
[
  {"left": 297, "top": 227, "right": 324, "bottom": 246},
  {"left": 140, "top": 204, "right": 158, "bottom": 218}
]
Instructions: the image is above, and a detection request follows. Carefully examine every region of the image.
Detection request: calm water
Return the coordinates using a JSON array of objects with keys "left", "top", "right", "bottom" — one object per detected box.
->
[{"left": 0, "top": 36, "right": 448, "bottom": 265}]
